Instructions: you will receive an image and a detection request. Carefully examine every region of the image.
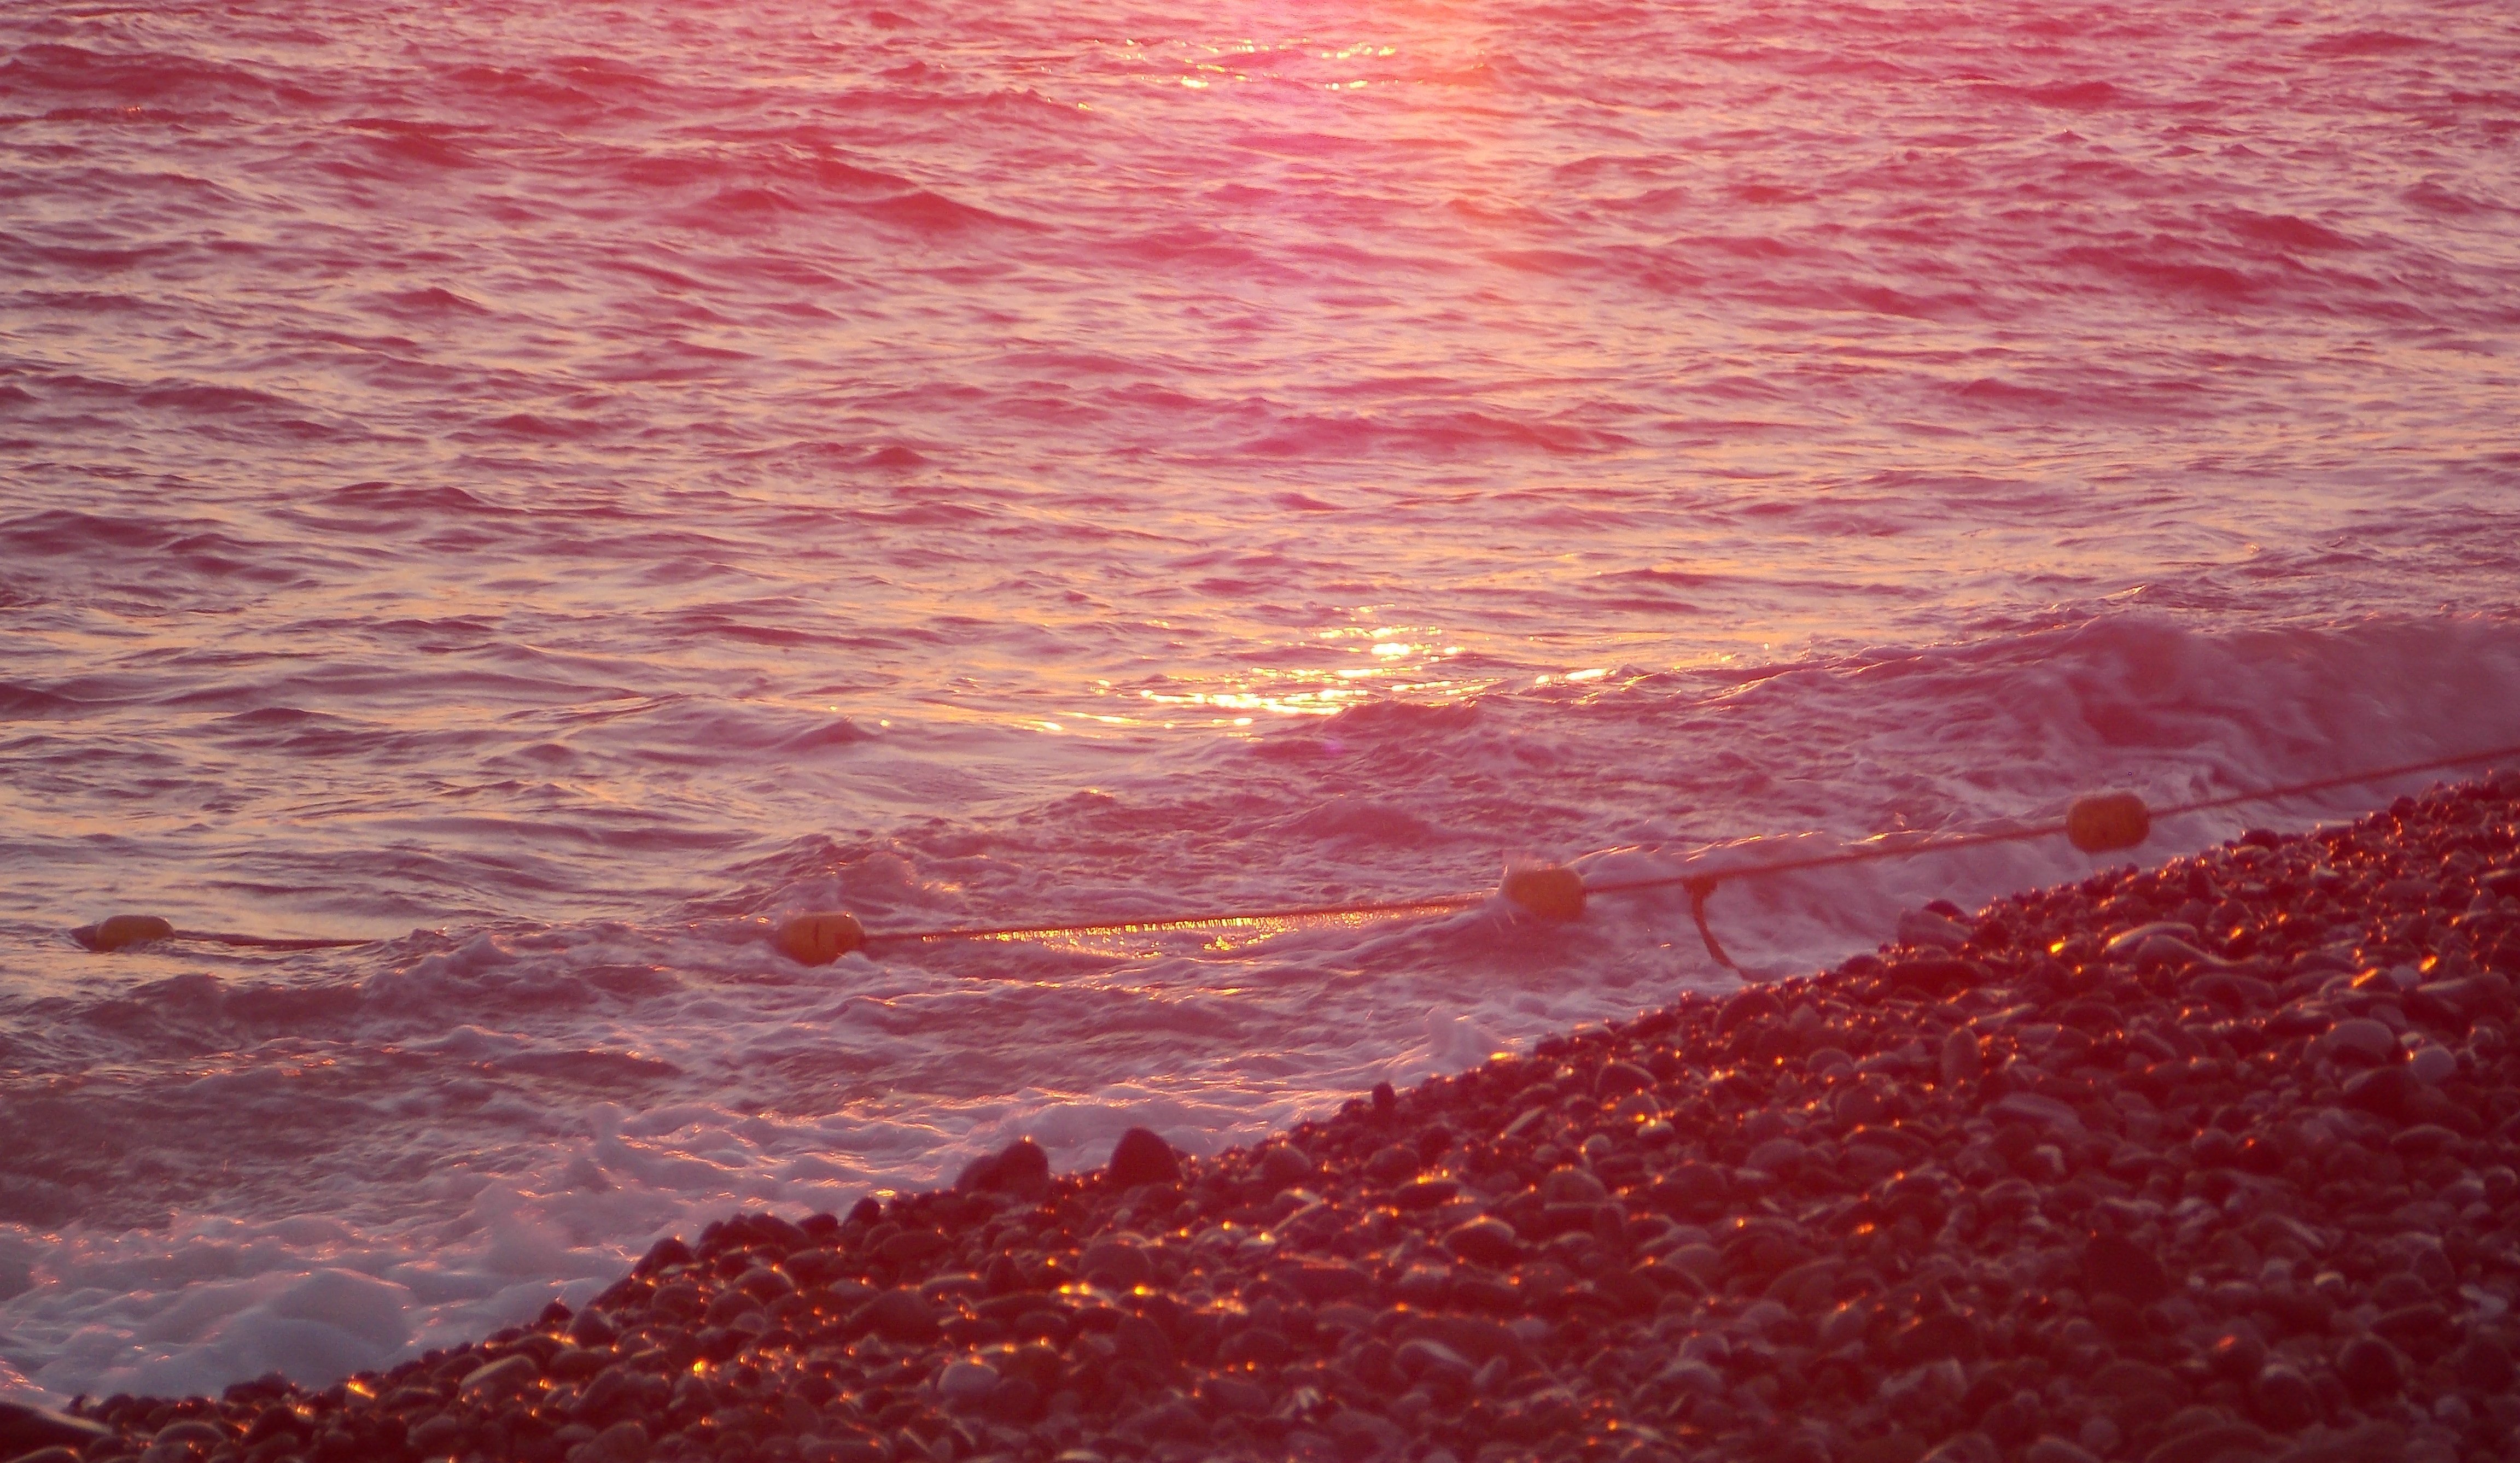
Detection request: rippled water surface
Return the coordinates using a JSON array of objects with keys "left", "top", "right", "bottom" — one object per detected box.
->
[{"left": 4, "top": 0, "right": 2519, "bottom": 1399}]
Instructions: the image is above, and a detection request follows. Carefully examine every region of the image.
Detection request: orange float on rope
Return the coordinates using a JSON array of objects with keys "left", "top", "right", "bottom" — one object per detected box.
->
[
  {"left": 74, "top": 914, "right": 175, "bottom": 952},
  {"left": 1502, "top": 864, "right": 1587, "bottom": 921},
  {"left": 2066, "top": 792, "right": 2151, "bottom": 854},
  {"left": 776, "top": 911, "right": 866, "bottom": 965}
]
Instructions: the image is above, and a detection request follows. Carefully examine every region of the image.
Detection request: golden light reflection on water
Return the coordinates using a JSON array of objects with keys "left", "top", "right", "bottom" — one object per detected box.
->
[
  {"left": 964, "top": 904, "right": 1424, "bottom": 962},
  {"left": 1083, "top": 615, "right": 1497, "bottom": 730},
  {"left": 1113, "top": 22, "right": 1415, "bottom": 99},
  {"left": 978, "top": 607, "right": 1670, "bottom": 741}
]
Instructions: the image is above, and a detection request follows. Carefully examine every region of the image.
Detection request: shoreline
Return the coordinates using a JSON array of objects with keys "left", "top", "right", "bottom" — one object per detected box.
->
[{"left": 9, "top": 774, "right": 2520, "bottom": 1463}]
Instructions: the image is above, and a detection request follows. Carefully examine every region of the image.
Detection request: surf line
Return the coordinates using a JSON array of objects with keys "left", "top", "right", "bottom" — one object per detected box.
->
[{"left": 73, "top": 742, "right": 2520, "bottom": 967}]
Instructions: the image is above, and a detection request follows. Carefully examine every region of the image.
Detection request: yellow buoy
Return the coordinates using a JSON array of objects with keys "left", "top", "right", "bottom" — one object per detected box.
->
[
  {"left": 775, "top": 911, "right": 866, "bottom": 965},
  {"left": 1502, "top": 864, "right": 1587, "bottom": 921},
  {"left": 78, "top": 914, "right": 175, "bottom": 952},
  {"left": 2066, "top": 792, "right": 2151, "bottom": 854}
]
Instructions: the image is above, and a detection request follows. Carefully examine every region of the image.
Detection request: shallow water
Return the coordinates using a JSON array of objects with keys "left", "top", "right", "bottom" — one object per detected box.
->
[{"left": 4, "top": 0, "right": 2519, "bottom": 1401}]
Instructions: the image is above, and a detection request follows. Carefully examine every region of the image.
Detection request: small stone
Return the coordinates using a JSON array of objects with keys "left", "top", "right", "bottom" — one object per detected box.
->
[
  {"left": 2104, "top": 921, "right": 2200, "bottom": 955},
  {"left": 1114, "top": 1314, "right": 1172, "bottom": 1367},
  {"left": 1917, "top": 1432, "right": 1997, "bottom": 1463},
  {"left": 1888, "top": 1310, "right": 1982, "bottom": 1366},
  {"left": 1889, "top": 955, "right": 1976, "bottom": 994},
  {"left": 1835, "top": 1083, "right": 1890, "bottom": 1127},
  {"left": 2091, "top": 1358, "right": 2180, "bottom": 1413},
  {"left": 955, "top": 1137, "right": 1051, "bottom": 1196},
  {"left": 1445, "top": 1216, "right": 1521, "bottom": 1267},
  {"left": 875, "top": 1227, "right": 947, "bottom": 1265},
  {"left": 1215, "top": 1323, "right": 1290, "bottom": 1368},
  {"left": 1363, "top": 1143, "right": 1421, "bottom": 1184},
  {"left": 2143, "top": 1421, "right": 2273, "bottom": 1463},
  {"left": 2341, "top": 1065, "right": 2412, "bottom": 1120},
  {"left": 2082, "top": 1231, "right": 2172, "bottom": 1306},
  {"left": 459, "top": 1351, "right": 542, "bottom": 1398},
  {"left": 2249, "top": 1363, "right": 2317, "bottom": 1430},
  {"left": 860, "top": 1288, "right": 942, "bottom": 1343},
  {"left": 2455, "top": 1335, "right": 2514, "bottom": 1392},
  {"left": 1396, "top": 1262, "right": 1451, "bottom": 1303},
  {"left": 2321, "top": 1017, "right": 2396, "bottom": 1062},
  {"left": 1941, "top": 1027, "right": 1984, "bottom": 1086},
  {"left": 1766, "top": 1257, "right": 1843, "bottom": 1314},
  {"left": 1807, "top": 1045, "right": 1856, "bottom": 1076},
  {"left": 577, "top": 1419, "right": 650, "bottom": 1463},
  {"left": 1538, "top": 1166, "right": 1609, "bottom": 1204},
  {"left": 938, "top": 1359, "right": 1000, "bottom": 1406},
  {"left": 1258, "top": 1144, "right": 1315, "bottom": 1190},
  {"left": 2406, "top": 1044, "right": 2457, "bottom": 1084},
  {"left": 1275, "top": 1259, "right": 1371, "bottom": 1302},
  {"left": 409, "top": 1413, "right": 466, "bottom": 1455},
  {"left": 2025, "top": 1439, "right": 2101, "bottom": 1463},
  {"left": 1393, "top": 1337, "right": 1477, "bottom": 1385},
  {"left": 1646, "top": 1161, "right": 1731, "bottom": 1216},
  {"left": 1201, "top": 1375, "right": 1270, "bottom": 1415},
  {"left": 1900, "top": 908, "right": 1973, "bottom": 951},
  {"left": 2079, "top": 1416, "right": 2123, "bottom": 1457},
  {"left": 2207, "top": 1330, "right": 2267, "bottom": 1381},
  {"left": 1718, "top": 987, "right": 1782, "bottom": 1034},
  {"left": 1078, "top": 1238, "right": 1152, "bottom": 1290},
  {"left": 153, "top": 1421, "right": 226, "bottom": 1449},
  {"left": 1396, "top": 1313, "right": 1533, "bottom": 1370},
  {"left": 2336, "top": 1334, "right": 2404, "bottom": 1401},
  {"left": 1595, "top": 1060, "right": 1654, "bottom": 1097},
  {"left": 1747, "top": 1136, "right": 1807, "bottom": 1174},
  {"left": 1658, "top": 1357, "right": 1724, "bottom": 1397},
  {"left": 0, "top": 1402, "right": 110, "bottom": 1455},
  {"left": 1325, "top": 1406, "right": 1405, "bottom": 1456},
  {"left": 1991, "top": 1092, "right": 2083, "bottom": 1133},
  {"left": 2388, "top": 1123, "right": 2459, "bottom": 1157},
  {"left": 1106, "top": 1127, "right": 1181, "bottom": 1187}
]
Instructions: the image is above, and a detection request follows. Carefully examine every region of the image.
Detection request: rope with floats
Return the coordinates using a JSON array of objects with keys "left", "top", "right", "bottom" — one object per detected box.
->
[
  {"left": 771, "top": 741, "right": 2520, "bottom": 967},
  {"left": 73, "top": 742, "right": 2520, "bottom": 965},
  {"left": 70, "top": 914, "right": 375, "bottom": 955}
]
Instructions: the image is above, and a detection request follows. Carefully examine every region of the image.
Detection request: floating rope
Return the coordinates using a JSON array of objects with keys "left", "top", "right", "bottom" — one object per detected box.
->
[
  {"left": 1682, "top": 875, "right": 1734, "bottom": 970},
  {"left": 1576, "top": 741, "right": 2520, "bottom": 968},
  {"left": 797, "top": 739, "right": 2520, "bottom": 968},
  {"left": 70, "top": 914, "right": 371, "bottom": 954},
  {"left": 75, "top": 741, "right": 2520, "bottom": 966}
]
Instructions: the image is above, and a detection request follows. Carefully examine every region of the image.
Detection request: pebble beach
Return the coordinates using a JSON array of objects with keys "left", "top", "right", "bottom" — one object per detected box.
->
[{"left": 5, "top": 771, "right": 2517, "bottom": 1463}]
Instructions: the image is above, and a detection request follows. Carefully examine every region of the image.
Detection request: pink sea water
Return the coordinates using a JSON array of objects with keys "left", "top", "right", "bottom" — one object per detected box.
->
[{"left": 4, "top": 0, "right": 2519, "bottom": 1401}]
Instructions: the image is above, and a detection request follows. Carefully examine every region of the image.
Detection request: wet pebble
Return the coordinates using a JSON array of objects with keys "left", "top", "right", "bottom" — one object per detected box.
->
[{"left": 1105, "top": 1126, "right": 1180, "bottom": 1186}]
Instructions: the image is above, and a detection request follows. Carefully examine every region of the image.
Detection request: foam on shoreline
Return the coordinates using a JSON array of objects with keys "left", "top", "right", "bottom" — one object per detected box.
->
[{"left": 10, "top": 774, "right": 2520, "bottom": 1463}]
